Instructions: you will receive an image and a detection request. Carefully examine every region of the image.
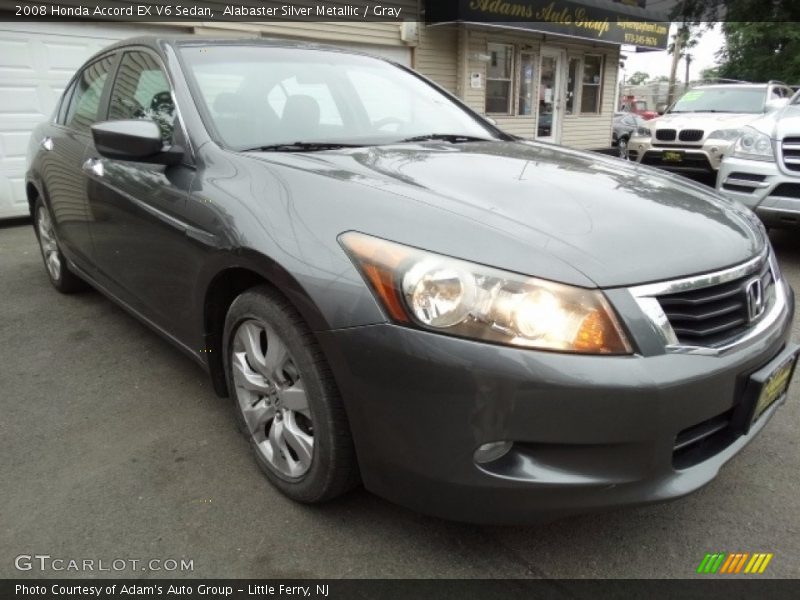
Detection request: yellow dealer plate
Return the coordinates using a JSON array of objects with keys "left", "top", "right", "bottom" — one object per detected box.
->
[{"left": 752, "top": 352, "right": 797, "bottom": 424}]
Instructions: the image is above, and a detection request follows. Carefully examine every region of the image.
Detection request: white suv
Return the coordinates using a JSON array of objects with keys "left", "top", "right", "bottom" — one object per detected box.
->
[
  {"left": 717, "top": 93, "right": 800, "bottom": 229},
  {"left": 628, "top": 83, "right": 793, "bottom": 175}
]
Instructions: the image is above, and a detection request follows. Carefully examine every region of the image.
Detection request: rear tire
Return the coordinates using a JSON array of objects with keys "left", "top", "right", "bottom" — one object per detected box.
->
[
  {"left": 223, "top": 285, "right": 359, "bottom": 503},
  {"left": 34, "top": 199, "right": 86, "bottom": 293}
]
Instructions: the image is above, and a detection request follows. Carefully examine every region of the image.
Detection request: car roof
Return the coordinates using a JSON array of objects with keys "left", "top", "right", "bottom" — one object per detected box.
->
[{"left": 87, "top": 35, "right": 392, "bottom": 64}]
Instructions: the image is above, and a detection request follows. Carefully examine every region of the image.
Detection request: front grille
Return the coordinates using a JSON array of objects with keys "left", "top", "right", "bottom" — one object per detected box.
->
[
  {"left": 656, "top": 129, "right": 676, "bottom": 141},
  {"left": 781, "top": 137, "right": 800, "bottom": 171},
  {"left": 770, "top": 183, "right": 800, "bottom": 198},
  {"left": 656, "top": 258, "right": 774, "bottom": 347},
  {"left": 679, "top": 129, "right": 704, "bottom": 142}
]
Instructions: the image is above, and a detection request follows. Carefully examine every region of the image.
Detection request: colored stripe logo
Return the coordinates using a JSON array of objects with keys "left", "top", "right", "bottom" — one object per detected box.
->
[{"left": 697, "top": 552, "right": 773, "bottom": 574}]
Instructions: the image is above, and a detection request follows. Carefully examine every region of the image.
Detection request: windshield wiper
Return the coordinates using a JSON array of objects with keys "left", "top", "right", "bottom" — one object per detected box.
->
[
  {"left": 396, "top": 134, "right": 495, "bottom": 144},
  {"left": 241, "top": 142, "right": 364, "bottom": 152}
]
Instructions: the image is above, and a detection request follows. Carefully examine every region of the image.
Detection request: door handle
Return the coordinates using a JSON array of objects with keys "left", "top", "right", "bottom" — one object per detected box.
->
[
  {"left": 41, "top": 137, "right": 53, "bottom": 151},
  {"left": 82, "top": 157, "right": 104, "bottom": 177}
]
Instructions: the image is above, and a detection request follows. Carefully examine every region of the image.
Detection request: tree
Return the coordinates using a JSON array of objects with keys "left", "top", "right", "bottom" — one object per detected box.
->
[
  {"left": 667, "top": 23, "right": 702, "bottom": 104},
  {"left": 700, "top": 66, "right": 720, "bottom": 82},
  {"left": 677, "top": 0, "right": 800, "bottom": 83},
  {"left": 716, "top": 22, "right": 800, "bottom": 83},
  {"left": 627, "top": 71, "right": 650, "bottom": 86}
]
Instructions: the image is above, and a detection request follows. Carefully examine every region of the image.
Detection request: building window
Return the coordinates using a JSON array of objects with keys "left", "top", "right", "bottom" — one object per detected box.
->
[
  {"left": 566, "top": 57, "right": 580, "bottom": 115},
  {"left": 486, "top": 43, "right": 513, "bottom": 114},
  {"left": 580, "top": 55, "right": 604, "bottom": 113},
  {"left": 518, "top": 52, "right": 535, "bottom": 116}
]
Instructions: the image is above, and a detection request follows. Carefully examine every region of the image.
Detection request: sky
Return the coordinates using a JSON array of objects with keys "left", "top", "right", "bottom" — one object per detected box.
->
[{"left": 621, "top": 22, "right": 726, "bottom": 82}]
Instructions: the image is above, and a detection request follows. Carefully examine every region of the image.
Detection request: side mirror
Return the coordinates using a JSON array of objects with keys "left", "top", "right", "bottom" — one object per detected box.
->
[
  {"left": 656, "top": 103, "right": 667, "bottom": 115},
  {"left": 91, "top": 120, "right": 183, "bottom": 165},
  {"left": 486, "top": 117, "right": 498, "bottom": 126}
]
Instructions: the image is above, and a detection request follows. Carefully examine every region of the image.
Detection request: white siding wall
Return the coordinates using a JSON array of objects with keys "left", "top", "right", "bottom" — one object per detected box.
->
[{"left": 414, "top": 24, "right": 458, "bottom": 94}]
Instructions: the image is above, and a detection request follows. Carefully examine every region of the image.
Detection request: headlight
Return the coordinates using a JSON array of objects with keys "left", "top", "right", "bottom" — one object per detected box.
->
[
  {"left": 731, "top": 127, "right": 775, "bottom": 161},
  {"left": 635, "top": 126, "right": 651, "bottom": 137},
  {"left": 340, "top": 232, "right": 632, "bottom": 355},
  {"left": 708, "top": 128, "right": 744, "bottom": 141}
]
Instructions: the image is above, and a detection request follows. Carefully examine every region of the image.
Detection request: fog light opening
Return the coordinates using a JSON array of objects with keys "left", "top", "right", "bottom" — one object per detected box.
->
[{"left": 474, "top": 441, "right": 513, "bottom": 464}]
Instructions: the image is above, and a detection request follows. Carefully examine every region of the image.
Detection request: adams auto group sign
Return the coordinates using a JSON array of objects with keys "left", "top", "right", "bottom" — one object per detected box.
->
[{"left": 426, "top": 0, "right": 670, "bottom": 50}]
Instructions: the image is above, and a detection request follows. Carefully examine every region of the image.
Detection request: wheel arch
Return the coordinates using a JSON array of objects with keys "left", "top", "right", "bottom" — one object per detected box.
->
[
  {"left": 201, "top": 252, "right": 330, "bottom": 398},
  {"left": 26, "top": 178, "right": 47, "bottom": 219}
]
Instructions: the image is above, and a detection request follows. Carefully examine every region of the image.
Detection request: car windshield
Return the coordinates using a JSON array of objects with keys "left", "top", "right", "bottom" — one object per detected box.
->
[
  {"left": 669, "top": 87, "right": 766, "bottom": 114},
  {"left": 179, "top": 45, "right": 497, "bottom": 150}
]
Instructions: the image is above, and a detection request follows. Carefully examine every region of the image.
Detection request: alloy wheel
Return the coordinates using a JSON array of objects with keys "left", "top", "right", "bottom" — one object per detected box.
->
[
  {"left": 231, "top": 319, "right": 314, "bottom": 479},
  {"left": 37, "top": 205, "right": 61, "bottom": 281}
]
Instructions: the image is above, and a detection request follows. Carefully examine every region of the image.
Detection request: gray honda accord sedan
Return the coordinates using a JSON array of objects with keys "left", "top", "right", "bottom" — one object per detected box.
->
[{"left": 26, "top": 37, "right": 797, "bottom": 523}]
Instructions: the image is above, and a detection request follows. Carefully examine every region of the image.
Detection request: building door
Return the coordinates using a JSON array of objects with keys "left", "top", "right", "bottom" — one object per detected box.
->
[{"left": 536, "top": 48, "right": 565, "bottom": 143}]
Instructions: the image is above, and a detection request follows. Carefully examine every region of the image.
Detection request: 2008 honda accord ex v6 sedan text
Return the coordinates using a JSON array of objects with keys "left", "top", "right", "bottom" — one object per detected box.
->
[{"left": 27, "top": 38, "right": 797, "bottom": 523}]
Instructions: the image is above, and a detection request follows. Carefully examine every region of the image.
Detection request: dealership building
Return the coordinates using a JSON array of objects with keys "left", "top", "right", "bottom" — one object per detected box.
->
[{"left": 0, "top": 0, "right": 668, "bottom": 218}]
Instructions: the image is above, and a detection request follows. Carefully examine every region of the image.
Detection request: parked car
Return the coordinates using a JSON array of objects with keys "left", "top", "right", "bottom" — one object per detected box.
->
[
  {"left": 612, "top": 112, "right": 646, "bottom": 158},
  {"left": 628, "top": 82, "right": 794, "bottom": 175},
  {"left": 26, "top": 38, "right": 797, "bottom": 523},
  {"left": 619, "top": 95, "right": 658, "bottom": 120},
  {"left": 717, "top": 91, "right": 800, "bottom": 229}
]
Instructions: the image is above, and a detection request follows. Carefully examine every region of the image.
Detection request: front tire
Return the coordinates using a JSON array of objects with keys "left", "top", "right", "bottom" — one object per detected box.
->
[
  {"left": 223, "top": 285, "right": 359, "bottom": 503},
  {"left": 34, "top": 199, "right": 86, "bottom": 293}
]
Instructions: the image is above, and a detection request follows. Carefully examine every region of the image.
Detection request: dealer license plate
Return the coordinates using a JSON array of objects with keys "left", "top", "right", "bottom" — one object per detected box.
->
[
  {"left": 663, "top": 150, "right": 684, "bottom": 163},
  {"left": 751, "top": 350, "right": 798, "bottom": 424}
]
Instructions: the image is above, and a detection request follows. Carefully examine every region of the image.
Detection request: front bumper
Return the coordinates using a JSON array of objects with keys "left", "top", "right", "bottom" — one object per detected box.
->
[
  {"left": 717, "top": 156, "right": 800, "bottom": 229},
  {"left": 629, "top": 136, "right": 732, "bottom": 174},
  {"left": 317, "top": 285, "right": 795, "bottom": 524}
]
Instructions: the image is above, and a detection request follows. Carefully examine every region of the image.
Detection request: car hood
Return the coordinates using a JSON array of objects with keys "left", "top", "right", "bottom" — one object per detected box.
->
[
  {"left": 651, "top": 112, "right": 761, "bottom": 131},
  {"left": 749, "top": 104, "right": 800, "bottom": 138},
  {"left": 246, "top": 141, "right": 765, "bottom": 288}
]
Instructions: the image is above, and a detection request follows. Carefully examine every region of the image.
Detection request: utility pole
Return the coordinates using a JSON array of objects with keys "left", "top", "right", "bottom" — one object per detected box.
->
[
  {"left": 667, "top": 23, "right": 684, "bottom": 106},
  {"left": 684, "top": 53, "right": 692, "bottom": 88}
]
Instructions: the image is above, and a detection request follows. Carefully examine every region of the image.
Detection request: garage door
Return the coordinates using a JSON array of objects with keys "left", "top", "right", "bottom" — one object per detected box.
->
[{"left": 0, "top": 22, "right": 183, "bottom": 219}]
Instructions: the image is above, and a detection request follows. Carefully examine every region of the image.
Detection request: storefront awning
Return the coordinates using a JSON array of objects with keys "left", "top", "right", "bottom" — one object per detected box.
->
[{"left": 425, "top": 0, "right": 672, "bottom": 51}]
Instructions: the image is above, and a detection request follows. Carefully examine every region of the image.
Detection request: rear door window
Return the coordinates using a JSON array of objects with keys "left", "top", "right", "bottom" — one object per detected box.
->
[
  {"left": 64, "top": 55, "right": 115, "bottom": 133},
  {"left": 57, "top": 79, "right": 77, "bottom": 125}
]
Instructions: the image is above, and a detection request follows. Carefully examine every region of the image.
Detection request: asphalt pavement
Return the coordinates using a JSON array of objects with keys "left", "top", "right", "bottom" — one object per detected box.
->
[{"left": 1, "top": 220, "right": 798, "bottom": 579}]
